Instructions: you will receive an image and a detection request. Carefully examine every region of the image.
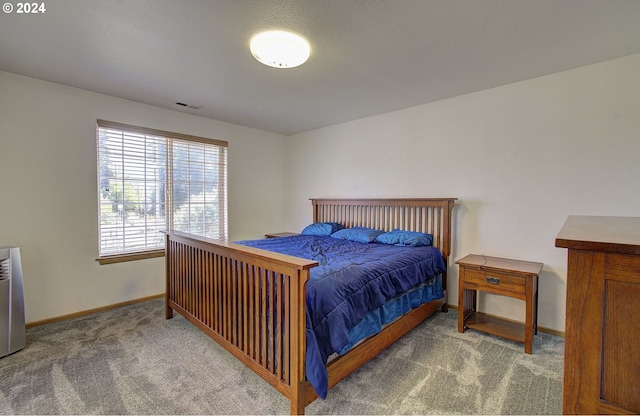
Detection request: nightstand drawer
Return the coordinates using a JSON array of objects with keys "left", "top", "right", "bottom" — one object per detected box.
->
[{"left": 462, "top": 268, "right": 526, "bottom": 299}]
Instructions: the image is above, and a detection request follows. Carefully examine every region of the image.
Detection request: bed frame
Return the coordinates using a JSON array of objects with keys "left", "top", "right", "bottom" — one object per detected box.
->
[{"left": 164, "top": 198, "right": 456, "bottom": 414}]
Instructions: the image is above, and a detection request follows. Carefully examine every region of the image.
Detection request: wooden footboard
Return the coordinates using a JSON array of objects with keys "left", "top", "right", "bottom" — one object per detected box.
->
[
  {"left": 165, "top": 198, "right": 456, "bottom": 414},
  {"left": 164, "top": 232, "right": 318, "bottom": 414}
]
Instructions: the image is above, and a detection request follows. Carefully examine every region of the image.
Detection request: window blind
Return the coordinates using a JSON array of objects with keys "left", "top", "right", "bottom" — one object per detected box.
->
[{"left": 96, "top": 120, "right": 228, "bottom": 260}]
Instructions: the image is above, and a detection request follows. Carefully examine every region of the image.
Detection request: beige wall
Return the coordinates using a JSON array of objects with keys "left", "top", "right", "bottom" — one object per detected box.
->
[
  {"left": 285, "top": 54, "right": 640, "bottom": 333},
  {"left": 0, "top": 71, "right": 287, "bottom": 323}
]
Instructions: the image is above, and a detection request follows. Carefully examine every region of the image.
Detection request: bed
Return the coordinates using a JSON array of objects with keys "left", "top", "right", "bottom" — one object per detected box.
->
[{"left": 164, "top": 198, "right": 457, "bottom": 414}]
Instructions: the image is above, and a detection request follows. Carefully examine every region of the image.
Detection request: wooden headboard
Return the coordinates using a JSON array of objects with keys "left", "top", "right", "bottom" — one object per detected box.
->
[{"left": 311, "top": 198, "right": 457, "bottom": 262}]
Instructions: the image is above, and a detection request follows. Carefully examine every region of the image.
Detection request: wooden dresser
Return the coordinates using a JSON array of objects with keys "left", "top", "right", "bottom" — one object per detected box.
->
[{"left": 556, "top": 216, "right": 640, "bottom": 415}]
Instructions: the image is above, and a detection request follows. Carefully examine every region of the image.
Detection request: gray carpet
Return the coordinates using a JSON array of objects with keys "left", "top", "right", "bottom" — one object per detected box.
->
[{"left": 0, "top": 299, "right": 563, "bottom": 415}]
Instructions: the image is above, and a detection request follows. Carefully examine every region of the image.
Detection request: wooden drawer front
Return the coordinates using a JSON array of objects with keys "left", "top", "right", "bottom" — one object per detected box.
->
[
  {"left": 462, "top": 268, "right": 526, "bottom": 299},
  {"left": 605, "top": 253, "right": 640, "bottom": 283}
]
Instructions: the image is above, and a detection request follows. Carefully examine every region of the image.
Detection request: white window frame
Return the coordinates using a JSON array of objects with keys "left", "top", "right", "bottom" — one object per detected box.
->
[{"left": 96, "top": 120, "right": 228, "bottom": 264}]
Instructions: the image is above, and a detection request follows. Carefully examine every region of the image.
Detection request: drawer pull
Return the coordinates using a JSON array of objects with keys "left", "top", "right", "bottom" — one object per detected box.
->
[{"left": 486, "top": 276, "right": 500, "bottom": 285}]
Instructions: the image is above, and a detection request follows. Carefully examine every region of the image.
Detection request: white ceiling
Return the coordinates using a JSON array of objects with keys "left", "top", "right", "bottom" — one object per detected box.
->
[{"left": 1, "top": 0, "right": 640, "bottom": 136}]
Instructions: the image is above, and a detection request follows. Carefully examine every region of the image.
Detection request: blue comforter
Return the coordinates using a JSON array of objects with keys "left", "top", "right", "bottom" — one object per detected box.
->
[{"left": 235, "top": 234, "right": 445, "bottom": 399}]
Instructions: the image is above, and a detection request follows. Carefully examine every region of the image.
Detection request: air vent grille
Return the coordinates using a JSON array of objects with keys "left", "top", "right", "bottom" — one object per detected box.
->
[
  {"left": 175, "top": 102, "right": 201, "bottom": 110},
  {"left": 0, "top": 258, "right": 9, "bottom": 280}
]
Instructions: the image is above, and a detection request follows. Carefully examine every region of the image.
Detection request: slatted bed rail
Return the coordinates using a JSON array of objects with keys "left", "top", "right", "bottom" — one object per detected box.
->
[
  {"left": 164, "top": 231, "right": 318, "bottom": 413},
  {"left": 164, "top": 198, "right": 456, "bottom": 414}
]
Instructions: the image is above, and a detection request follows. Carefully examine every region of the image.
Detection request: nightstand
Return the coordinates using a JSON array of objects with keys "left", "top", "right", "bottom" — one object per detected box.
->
[
  {"left": 264, "top": 232, "right": 299, "bottom": 238},
  {"left": 456, "top": 254, "right": 543, "bottom": 353}
]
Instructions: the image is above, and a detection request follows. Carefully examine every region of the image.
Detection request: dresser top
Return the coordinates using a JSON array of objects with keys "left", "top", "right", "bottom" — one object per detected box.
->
[{"left": 555, "top": 215, "right": 640, "bottom": 255}]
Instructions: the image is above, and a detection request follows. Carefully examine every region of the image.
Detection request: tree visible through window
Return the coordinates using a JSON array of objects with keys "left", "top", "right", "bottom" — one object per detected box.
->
[{"left": 96, "top": 120, "right": 228, "bottom": 262}]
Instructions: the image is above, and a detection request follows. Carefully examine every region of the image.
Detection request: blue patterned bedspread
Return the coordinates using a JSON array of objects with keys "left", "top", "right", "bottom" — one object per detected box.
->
[{"left": 235, "top": 234, "right": 445, "bottom": 399}]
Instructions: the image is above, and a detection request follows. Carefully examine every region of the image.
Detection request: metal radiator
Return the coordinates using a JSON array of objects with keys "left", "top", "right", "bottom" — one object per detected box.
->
[{"left": 0, "top": 246, "right": 25, "bottom": 358}]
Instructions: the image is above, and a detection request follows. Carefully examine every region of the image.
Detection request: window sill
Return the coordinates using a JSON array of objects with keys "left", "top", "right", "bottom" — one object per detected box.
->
[{"left": 97, "top": 250, "right": 165, "bottom": 265}]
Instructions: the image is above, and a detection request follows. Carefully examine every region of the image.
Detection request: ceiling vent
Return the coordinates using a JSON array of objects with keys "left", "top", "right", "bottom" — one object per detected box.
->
[{"left": 175, "top": 102, "right": 201, "bottom": 110}]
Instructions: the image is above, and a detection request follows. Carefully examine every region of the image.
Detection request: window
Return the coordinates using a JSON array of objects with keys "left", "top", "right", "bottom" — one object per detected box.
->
[{"left": 96, "top": 120, "right": 228, "bottom": 264}]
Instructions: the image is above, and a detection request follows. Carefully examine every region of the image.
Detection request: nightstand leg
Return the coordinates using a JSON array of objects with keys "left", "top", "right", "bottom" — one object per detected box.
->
[
  {"left": 466, "top": 290, "right": 476, "bottom": 320},
  {"left": 534, "top": 276, "right": 539, "bottom": 335},
  {"left": 457, "top": 281, "right": 465, "bottom": 332},
  {"left": 525, "top": 278, "right": 534, "bottom": 354},
  {"left": 458, "top": 289, "right": 476, "bottom": 333},
  {"left": 458, "top": 267, "right": 478, "bottom": 333}
]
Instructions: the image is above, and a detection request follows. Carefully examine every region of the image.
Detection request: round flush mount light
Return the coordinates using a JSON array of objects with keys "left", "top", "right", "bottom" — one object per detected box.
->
[{"left": 250, "top": 30, "right": 310, "bottom": 69}]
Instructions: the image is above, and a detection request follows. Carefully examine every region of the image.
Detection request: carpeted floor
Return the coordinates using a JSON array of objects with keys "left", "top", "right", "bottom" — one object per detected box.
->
[{"left": 0, "top": 299, "right": 563, "bottom": 415}]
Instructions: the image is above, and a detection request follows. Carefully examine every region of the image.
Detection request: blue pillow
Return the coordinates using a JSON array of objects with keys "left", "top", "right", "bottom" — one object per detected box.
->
[
  {"left": 301, "top": 222, "right": 345, "bottom": 236},
  {"left": 330, "top": 227, "right": 385, "bottom": 243},
  {"left": 324, "top": 222, "right": 345, "bottom": 233},
  {"left": 301, "top": 222, "right": 334, "bottom": 236},
  {"left": 374, "top": 229, "right": 433, "bottom": 247}
]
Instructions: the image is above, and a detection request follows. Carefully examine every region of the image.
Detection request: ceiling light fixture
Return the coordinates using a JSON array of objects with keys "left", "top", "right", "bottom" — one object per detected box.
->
[{"left": 250, "top": 30, "right": 310, "bottom": 69}]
